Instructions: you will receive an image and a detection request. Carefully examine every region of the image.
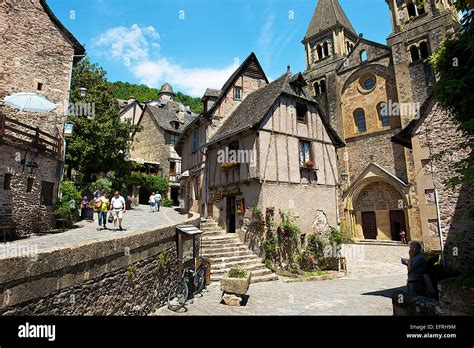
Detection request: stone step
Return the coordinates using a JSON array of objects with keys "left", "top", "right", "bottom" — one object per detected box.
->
[
  {"left": 207, "top": 254, "right": 259, "bottom": 263},
  {"left": 201, "top": 221, "right": 218, "bottom": 227},
  {"left": 251, "top": 273, "right": 280, "bottom": 284},
  {"left": 202, "top": 231, "right": 225, "bottom": 239},
  {"left": 353, "top": 239, "right": 406, "bottom": 246},
  {"left": 202, "top": 245, "right": 247, "bottom": 254},
  {"left": 202, "top": 226, "right": 222, "bottom": 231},
  {"left": 202, "top": 234, "right": 240, "bottom": 241},
  {"left": 202, "top": 240, "right": 243, "bottom": 247},
  {"left": 203, "top": 249, "right": 254, "bottom": 258}
]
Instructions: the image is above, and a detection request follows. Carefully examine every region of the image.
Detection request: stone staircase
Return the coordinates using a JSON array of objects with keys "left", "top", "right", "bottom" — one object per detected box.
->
[{"left": 200, "top": 219, "right": 278, "bottom": 284}]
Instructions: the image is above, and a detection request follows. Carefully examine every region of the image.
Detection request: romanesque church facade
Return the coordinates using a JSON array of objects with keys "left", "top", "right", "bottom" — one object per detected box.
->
[{"left": 302, "top": 0, "right": 459, "bottom": 247}]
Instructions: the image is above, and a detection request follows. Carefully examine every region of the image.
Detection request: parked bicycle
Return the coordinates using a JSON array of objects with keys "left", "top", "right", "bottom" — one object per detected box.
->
[{"left": 167, "top": 258, "right": 207, "bottom": 311}]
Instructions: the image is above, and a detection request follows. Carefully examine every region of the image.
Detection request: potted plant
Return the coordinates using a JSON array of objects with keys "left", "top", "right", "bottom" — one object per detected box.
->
[
  {"left": 220, "top": 267, "right": 251, "bottom": 306},
  {"left": 305, "top": 160, "right": 316, "bottom": 168}
]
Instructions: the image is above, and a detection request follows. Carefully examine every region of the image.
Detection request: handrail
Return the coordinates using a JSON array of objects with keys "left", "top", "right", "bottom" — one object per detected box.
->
[{"left": 0, "top": 112, "right": 61, "bottom": 156}]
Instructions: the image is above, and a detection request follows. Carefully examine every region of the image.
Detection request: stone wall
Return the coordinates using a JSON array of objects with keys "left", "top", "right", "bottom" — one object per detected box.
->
[
  {"left": 0, "top": 212, "right": 200, "bottom": 315},
  {"left": 0, "top": 143, "right": 60, "bottom": 236},
  {"left": 414, "top": 103, "right": 474, "bottom": 272}
]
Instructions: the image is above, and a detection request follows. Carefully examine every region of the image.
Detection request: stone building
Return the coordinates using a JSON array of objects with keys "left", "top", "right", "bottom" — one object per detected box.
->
[
  {"left": 177, "top": 0, "right": 461, "bottom": 249},
  {"left": 301, "top": 0, "right": 459, "bottom": 244},
  {"left": 176, "top": 53, "right": 343, "bottom": 235},
  {"left": 129, "top": 83, "right": 196, "bottom": 205},
  {"left": 118, "top": 97, "right": 143, "bottom": 126},
  {"left": 392, "top": 96, "right": 474, "bottom": 271},
  {"left": 0, "top": 0, "right": 85, "bottom": 236}
]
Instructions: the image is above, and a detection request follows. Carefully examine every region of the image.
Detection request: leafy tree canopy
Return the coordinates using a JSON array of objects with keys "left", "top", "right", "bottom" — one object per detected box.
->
[{"left": 66, "top": 58, "right": 138, "bottom": 184}]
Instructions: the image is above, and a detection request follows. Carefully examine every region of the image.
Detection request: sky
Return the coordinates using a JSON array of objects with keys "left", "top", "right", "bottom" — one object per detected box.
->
[{"left": 48, "top": 0, "right": 393, "bottom": 97}]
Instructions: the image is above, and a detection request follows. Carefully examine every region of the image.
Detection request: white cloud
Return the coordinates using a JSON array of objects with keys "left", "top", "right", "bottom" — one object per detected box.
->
[{"left": 92, "top": 24, "right": 234, "bottom": 97}]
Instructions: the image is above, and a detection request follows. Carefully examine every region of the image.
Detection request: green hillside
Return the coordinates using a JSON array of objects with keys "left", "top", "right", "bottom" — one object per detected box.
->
[{"left": 111, "top": 81, "right": 203, "bottom": 114}]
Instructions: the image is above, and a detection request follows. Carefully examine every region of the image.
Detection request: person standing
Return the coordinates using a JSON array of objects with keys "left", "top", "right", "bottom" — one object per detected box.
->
[
  {"left": 154, "top": 191, "right": 162, "bottom": 212},
  {"left": 80, "top": 196, "right": 89, "bottom": 220},
  {"left": 110, "top": 191, "right": 126, "bottom": 231},
  {"left": 401, "top": 241, "right": 426, "bottom": 296},
  {"left": 399, "top": 228, "right": 407, "bottom": 244},
  {"left": 96, "top": 192, "right": 109, "bottom": 230},
  {"left": 149, "top": 192, "right": 156, "bottom": 212}
]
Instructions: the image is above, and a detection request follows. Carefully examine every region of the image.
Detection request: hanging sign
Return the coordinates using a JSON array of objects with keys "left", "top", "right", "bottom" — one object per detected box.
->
[{"left": 64, "top": 123, "right": 74, "bottom": 137}]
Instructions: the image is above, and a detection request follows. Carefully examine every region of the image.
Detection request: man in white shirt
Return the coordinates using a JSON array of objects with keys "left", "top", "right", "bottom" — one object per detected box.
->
[{"left": 110, "top": 191, "right": 126, "bottom": 231}]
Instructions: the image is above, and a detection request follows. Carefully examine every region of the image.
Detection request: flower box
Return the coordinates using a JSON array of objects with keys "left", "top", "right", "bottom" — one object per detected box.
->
[
  {"left": 220, "top": 271, "right": 251, "bottom": 296},
  {"left": 220, "top": 162, "right": 240, "bottom": 170},
  {"left": 304, "top": 160, "right": 316, "bottom": 168}
]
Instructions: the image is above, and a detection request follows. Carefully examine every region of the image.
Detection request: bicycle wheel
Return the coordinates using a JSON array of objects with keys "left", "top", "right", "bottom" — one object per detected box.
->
[
  {"left": 167, "top": 281, "right": 188, "bottom": 311},
  {"left": 196, "top": 268, "right": 206, "bottom": 294}
]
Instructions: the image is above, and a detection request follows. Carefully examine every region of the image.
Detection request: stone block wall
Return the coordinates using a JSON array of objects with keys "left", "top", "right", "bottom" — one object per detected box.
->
[
  {"left": 414, "top": 103, "right": 474, "bottom": 272},
  {"left": 0, "top": 212, "right": 200, "bottom": 315},
  {"left": 0, "top": 143, "right": 60, "bottom": 236}
]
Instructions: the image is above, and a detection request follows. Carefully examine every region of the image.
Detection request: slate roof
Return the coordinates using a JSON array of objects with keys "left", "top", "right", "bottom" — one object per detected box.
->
[
  {"left": 202, "top": 88, "right": 221, "bottom": 99},
  {"left": 204, "top": 52, "right": 268, "bottom": 116},
  {"left": 159, "top": 82, "right": 174, "bottom": 95},
  {"left": 304, "top": 0, "right": 356, "bottom": 40},
  {"left": 207, "top": 72, "right": 344, "bottom": 148},
  {"left": 146, "top": 100, "right": 196, "bottom": 133}
]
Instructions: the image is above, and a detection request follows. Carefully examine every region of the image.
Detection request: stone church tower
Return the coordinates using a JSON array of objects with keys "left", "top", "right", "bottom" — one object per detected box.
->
[{"left": 301, "top": 0, "right": 459, "bottom": 244}]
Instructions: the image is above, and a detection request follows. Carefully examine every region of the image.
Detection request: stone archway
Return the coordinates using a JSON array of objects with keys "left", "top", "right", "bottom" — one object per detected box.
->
[{"left": 350, "top": 180, "right": 408, "bottom": 241}]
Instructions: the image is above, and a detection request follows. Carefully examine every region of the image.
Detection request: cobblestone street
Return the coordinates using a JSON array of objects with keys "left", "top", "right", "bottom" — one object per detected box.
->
[
  {"left": 154, "top": 252, "right": 408, "bottom": 316},
  {"left": 0, "top": 206, "right": 188, "bottom": 257}
]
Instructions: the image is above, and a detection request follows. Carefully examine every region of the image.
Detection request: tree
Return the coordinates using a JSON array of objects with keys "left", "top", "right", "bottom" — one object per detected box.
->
[
  {"left": 66, "top": 59, "right": 139, "bottom": 184},
  {"left": 429, "top": 1, "right": 473, "bottom": 197}
]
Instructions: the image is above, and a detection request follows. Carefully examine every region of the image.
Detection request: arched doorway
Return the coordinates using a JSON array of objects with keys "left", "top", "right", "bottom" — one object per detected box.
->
[{"left": 352, "top": 181, "right": 408, "bottom": 241}]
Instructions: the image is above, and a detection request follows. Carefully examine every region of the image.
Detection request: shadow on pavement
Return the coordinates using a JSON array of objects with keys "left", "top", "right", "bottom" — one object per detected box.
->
[{"left": 361, "top": 285, "right": 406, "bottom": 299}]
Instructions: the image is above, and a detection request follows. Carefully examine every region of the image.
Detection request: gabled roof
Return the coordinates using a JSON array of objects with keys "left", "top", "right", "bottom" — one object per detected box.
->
[
  {"left": 304, "top": 0, "right": 356, "bottom": 41},
  {"left": 40, "top": 0, "right": 86, "bottom": 56},
  {"left": 207, "top": 72, "right": 344, "bottom": 148},
  {"left": 202, "top": 88, "right": 221, "bottom": 100},
  {"left": 205, "top": 52, "right": 268, "bottom": 117},
  {"left": 143, "top": 101, "right": 196, "bottom": 134}
]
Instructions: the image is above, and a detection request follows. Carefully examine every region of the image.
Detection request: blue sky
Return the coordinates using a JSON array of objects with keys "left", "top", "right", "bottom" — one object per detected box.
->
[{"left": 48, "top": 0, "right": 393, "bottom": 97}]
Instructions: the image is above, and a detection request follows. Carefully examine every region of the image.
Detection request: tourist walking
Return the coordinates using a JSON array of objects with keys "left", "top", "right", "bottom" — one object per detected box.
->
[
  {"left": 93, "top": 189, "right": 101, "bottom": 200},
  {"left": 95, "top": 192, "right": 110, "bottom": 230},
  {"left": 401, "top": 241, "right": 426, "bottom": 296},
  {"left": 149, "top": 192, "right": 156, "bottom": 212},
  {"left": 154, "top": 191, "right": 162, "bottom": 212},
  {"left": 110, "top": 191, "right": 126, "bottom": 231}
]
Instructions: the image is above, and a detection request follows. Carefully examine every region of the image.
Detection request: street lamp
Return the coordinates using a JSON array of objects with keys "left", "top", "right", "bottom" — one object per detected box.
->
[
  {"left": 21, "top": 158, "right": 38, "bottom": 175},
  {"left": 79, "top": 87, "right": 87, "bottom": 98}
]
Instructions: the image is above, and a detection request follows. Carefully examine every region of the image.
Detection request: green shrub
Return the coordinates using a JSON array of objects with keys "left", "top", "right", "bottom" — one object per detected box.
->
[
  {"left": 228, "top": 267, "right": 247, "bottom": 278},
  {"left": 55, "top": 180, "right": 82, "bottom": 225},
  {"left": 329, "top": 227, "right": 342, "bottom": 245},
  {"left": 263, "top": 233, "right": 277, "bottom": 263},
  {"left": 161, "top": 198, "right": 173, "bottom": 207},
  {"left": 89, "top": 178, "right": 113, "bottom": 193},
  {"left": 130, "top": 172, "right": 169, "bottom": 197}
]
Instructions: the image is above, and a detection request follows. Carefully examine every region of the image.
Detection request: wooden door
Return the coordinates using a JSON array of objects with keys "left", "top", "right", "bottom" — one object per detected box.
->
[
  {"left": 390, "top": 210, "right": 407, "bottom": 241},
  {"left": 361, "top": 212, "right": 377, "bottom": 240},
  {"left": 226, "top": 197, "right": 236, "bottom": 233}
]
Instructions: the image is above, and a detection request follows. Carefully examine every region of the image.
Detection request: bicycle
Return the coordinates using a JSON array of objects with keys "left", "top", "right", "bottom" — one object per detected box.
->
[{"left": 167, "top": 258, "right": 208, "bottom": 311}]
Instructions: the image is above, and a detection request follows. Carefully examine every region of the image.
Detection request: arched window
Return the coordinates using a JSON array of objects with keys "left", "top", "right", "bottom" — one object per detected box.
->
[
  {"left": 407, "top": 2, "right": 418, "bottom": 18},
  {"left": 377, "top": 102, "right": 390, "bottom": 127},
  {"left": 419, "top": 41, "right": 429, "bottom": 59},
  {"left": 360, "top": 50, "right": 367, "bottom": 62},
  {"left": 410, "top": 45, "right": 420, "bottom": 62},
  {"left": 314, "top": 81, "right": 320, "bottom": 96},
  {"left": 354, "top": 109, "right": 367, "bottom": 133},
  {"left": 317, "top": 45, "right": 323, "bottom": 60},
  {"left": 323, "top": 42, "right": 329, "bottom": 57},
  {"left": 320, "top": 80, "right": 326, "bottom": 93}
]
